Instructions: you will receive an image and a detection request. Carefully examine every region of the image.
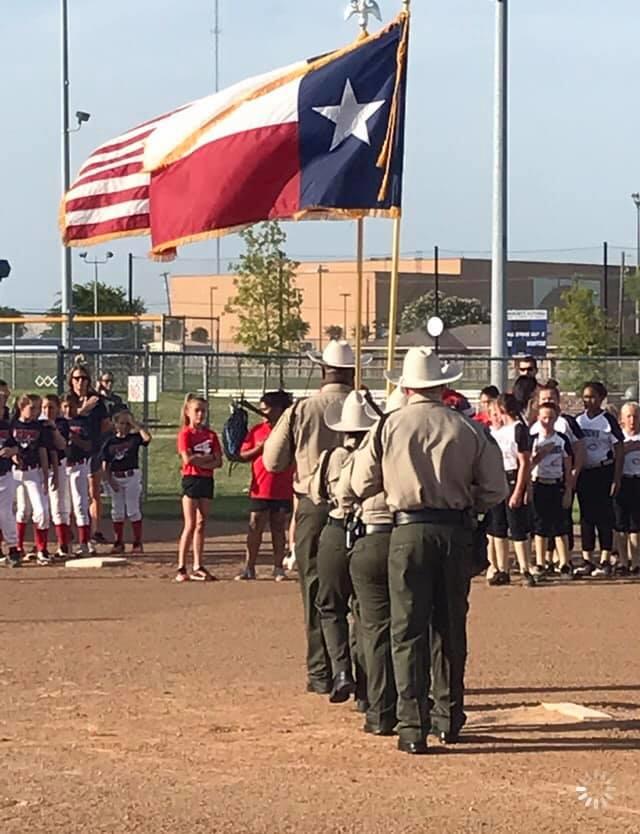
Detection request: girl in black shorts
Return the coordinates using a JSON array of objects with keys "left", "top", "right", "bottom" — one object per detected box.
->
[{"left": 487, "top": 394, "right": 534, "bottom": 587}]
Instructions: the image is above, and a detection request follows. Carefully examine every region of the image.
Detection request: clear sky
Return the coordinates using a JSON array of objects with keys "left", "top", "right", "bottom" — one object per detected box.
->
[{"left": 2, "top": 0, "right": 639, "bottom": 313}]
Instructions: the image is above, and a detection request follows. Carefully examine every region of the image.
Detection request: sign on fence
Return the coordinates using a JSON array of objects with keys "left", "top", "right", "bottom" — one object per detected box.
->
[
  {"left": 128, "top": 375, "right": 159, "bottom": 403},
  {"left": 506, "top": 309, "right": 548, "bottom": 357}
]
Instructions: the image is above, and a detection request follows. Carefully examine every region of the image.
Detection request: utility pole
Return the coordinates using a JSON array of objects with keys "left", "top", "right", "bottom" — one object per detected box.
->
[
  {"left": 162, "top": 272, "right": 172, "bottom": 315},
  {"left": 618, "top": 252, "right": 626, "bottom": 356},
  {"left": 632, "top": 193, "right": 640, "bottom": 335},
  {"left": 214, "top": 0, "right": 222, "bottom": 275},
  {"left": 434, "top": 245, "right": 440, "bottom": 354},
  {"left": 603, "top": 241, "right": 609, "bottom": 316},
  {"left": 61, "top": 0, "right": 72, "bottom": 348},
  {"left": 317, "top": 264, "right": 328, "bottom": 347},
  {"left": 490, "top": 0, "right": 508, "bottom": 389},
  {"left": 128, "top": 253, "right": 134, "bottom": 310}
]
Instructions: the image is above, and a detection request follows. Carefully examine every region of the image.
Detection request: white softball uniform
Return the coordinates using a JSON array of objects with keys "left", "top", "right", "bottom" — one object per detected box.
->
[
  {"left": 49, "top": 461, "right": 71, "bottom": 526},
  {"left": 0, "top": 471, "right": 17, "bottom": 546},
  {"left": 13, "top": 469, "right": 49, "bottom": 530},
  {"left": 67, "top": 460, "right": 91, "bottom": 527},
  {"left": 16, "top": 481, "right": 32, "bottom": 523},
  {"left": 108, "top": 470, "right": 143, "bottom": 522}
]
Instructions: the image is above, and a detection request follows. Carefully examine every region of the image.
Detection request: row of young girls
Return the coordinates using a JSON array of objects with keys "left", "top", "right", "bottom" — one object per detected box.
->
[
  {"left": 174, "top": 392, "right": 295, "bottom": 583},
  {"left": 0, "top": 385, "right": 151, "bottom": 567},
  {"left": 481, "top": 379, "right": 640, "bottom": 585}
]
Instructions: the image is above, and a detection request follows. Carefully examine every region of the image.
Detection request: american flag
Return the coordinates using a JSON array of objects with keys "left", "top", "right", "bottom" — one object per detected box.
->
[{"left": 62, "top": 105, "right": 189, "bottom": 247}]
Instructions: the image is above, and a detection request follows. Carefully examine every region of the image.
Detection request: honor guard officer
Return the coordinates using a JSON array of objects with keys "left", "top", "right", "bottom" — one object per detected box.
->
[
  {"left": 263, "top": 340, "right": 370, "bottom": 694},
  {"left": 351, "top": 348, "right": 507, "bottom": 755},
  {"left": 309, "top": 391, "right": 378, "bottom": 704}
]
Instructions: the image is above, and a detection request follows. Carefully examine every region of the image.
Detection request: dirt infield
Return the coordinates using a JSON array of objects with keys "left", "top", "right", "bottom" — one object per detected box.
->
[{"left": 1, "top": 524, "right": 639, "bottom": 833}]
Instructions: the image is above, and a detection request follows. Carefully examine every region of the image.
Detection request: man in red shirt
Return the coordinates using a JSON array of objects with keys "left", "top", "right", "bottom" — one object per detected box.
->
[{"left": 236, "top": 391, "right": 294, "bottom": 581}]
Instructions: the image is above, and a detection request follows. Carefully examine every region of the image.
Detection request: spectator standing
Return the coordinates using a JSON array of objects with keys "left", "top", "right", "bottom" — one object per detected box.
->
[
  {"left": 474, "top": 385, "right": 500, "bottom": 427},
  {"left": 68, "top": 366, "right": 111, "bottom": 544},
  {"left": 613, "top": 402, "right": 640, "bottom": 576},
  {"left": 176, "top": 394, "right": 222, "bottom": 582},
  {"left": 98, "top": 372, "right": 126, "bottom": 418},
  {"left": 236, "top": 391, "right": 294, "bottom": 582}
]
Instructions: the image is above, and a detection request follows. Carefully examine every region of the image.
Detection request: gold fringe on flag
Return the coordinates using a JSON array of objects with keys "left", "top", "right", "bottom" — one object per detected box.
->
[
  {"left": 150, "top": 14, "right": 407, "bottom": 172},
  {"left": 376, "top": 9, "right": 410, "bottom": 204}
]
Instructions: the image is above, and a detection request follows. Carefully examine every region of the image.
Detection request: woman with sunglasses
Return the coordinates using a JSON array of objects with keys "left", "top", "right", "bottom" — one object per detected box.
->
[{"left": 67, "top": 366, "right": 111, "bottom": 544}]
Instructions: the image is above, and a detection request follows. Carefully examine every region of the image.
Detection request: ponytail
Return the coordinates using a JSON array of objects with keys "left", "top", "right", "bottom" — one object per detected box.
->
[{"left": 182, "top": 393, "right": 207, "bottom": 427}]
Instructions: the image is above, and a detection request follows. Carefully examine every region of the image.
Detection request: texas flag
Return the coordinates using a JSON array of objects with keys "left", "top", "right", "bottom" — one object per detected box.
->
[{"left": 144, "top": 17, "right": 408, "bottom": 258}]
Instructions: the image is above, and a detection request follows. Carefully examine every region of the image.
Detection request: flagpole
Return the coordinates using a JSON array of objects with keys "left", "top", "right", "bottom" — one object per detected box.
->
[
  {"left": 355, "top": 219, "right": 365, "bottom": 388},
  {"left": 385, "top": 0, "right": 409, "bottom": 393},
  {"left": 386, "top": 217, "right": 402, "bottom": 394}
]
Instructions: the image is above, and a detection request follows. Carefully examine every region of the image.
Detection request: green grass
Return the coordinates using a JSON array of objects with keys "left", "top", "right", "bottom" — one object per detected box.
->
[{"left": 140, "top": 392, "right": 262, "bottom": 521}]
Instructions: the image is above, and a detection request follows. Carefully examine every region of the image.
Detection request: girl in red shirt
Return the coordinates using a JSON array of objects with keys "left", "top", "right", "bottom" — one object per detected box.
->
[
  {"left": 236, "top": 390, "right": 294, "bottom": 581},
  {"left": 176, "top": 395, "right": 222, "bottom": 582}
]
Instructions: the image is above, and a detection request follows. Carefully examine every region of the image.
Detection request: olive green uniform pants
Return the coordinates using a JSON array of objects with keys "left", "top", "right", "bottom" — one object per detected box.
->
[
  {"left": 349, "top": 531, "right": 396, "bottom": 730},
  {"left": 316, "top": 521, "right": 353, "bottom": 677},
  {"left": 388, "top": 522, "right": 472, "bottom": 743},
  {"left": 295, "top": 497, "right": 331, "bottom": 686}
]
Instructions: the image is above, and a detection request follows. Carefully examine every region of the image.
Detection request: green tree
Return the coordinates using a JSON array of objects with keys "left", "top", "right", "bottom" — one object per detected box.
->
[
  {"left": 227, "top": 222, "right": 309, "bottom": 354},
  {"left": 0, "top": 306, "right": 26, "bottom": 338},
  {"left": 400, "top": 291, "right": 489, "bottom": 333},
  {"left": 552, "top": 282, "right": 608, "bottom": 389},
  {"left": 44, "top": 282, "right": 147, "bottom": 340},
  {"left": 325, "top": 324, "right": 343, "bottom": 340}
]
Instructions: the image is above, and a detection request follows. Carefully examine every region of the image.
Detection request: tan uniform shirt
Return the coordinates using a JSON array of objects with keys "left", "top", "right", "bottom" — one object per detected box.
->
[
  {"left": 262, "top": 383, "right": 351, "bottom": 496},
  {"left": 350, "top": 392, "right": 508, "bottom": 513},
  {"left": 309, "top": 446, "right": 354, "bottom": 519},
  {"left": 338, "top": 447, "right": 393, "bottom": 525}
]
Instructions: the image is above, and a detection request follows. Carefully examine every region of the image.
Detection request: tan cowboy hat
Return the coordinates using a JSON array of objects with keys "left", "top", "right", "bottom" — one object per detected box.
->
[
  {"left": 324, "top": 390, "right": 378, "bottom": 432},
  {"left": 384, "top": 387, "right": 408, "bottom": 414},
  {"left": 384, "top": 347, "right": 462, "bottom": 389},
  {"left": 308, "top": 339, "right": 373, "bottom": 368}
]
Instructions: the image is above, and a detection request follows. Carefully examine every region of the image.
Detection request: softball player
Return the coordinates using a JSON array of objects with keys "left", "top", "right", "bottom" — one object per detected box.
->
[
  {"left": 575, "top": 382, "right": 624, "bottom": 577},
  {"left": 13, "top": 394, "right": 51, "bottom": 564},
  {"left": 61, "top": 395, "right": 95, "bottom": 556},
  {"left": 613, "top": 402, "right": 640, "bottom": 576},
  {"left": 486, "top": 394, "right": 534, "bottom": 587},
  {"left": 0, "top": 410, "right": 19, "bottom": 566},
  {"left": 102, "top": 410, "right": 151, "bottom": 554},
  {"left": 529, "top": 402, "right": 573, "bottom": 577},
  {"left": 41, "top": 395, "right": 72, "bottom": 557}
]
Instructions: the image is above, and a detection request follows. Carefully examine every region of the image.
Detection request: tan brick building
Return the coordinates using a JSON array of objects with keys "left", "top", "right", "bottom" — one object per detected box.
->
[{"left": 169, "top": 256, "right": 615, "bottom": 351}]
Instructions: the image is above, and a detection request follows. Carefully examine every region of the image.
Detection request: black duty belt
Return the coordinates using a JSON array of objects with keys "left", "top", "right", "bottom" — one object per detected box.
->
[
  {"left": 327, "top": 516, "right": 344, "bottom": 528},
  {"left": 584, "top": 460, "right": 613, "bottom": 470},
  {"left": 394, "top": 509, "right": 468, "bottom": 526},
  {"left": 366, "top": 523, "right": 393, "bottom": 535}
]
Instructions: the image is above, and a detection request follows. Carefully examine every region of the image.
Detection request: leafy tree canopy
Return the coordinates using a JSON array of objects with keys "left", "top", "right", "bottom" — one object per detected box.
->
[{"left": 400, "top": 291, "right": 489, "bottom": 333}]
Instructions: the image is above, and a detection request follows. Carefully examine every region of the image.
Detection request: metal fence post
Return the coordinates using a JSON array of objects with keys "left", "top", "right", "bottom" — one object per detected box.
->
[
  {"left": 10, "top": 323, "right": 16, "bottom": 389},
  {"left": 160, "top": 314, "right": 166, "bottom": 393},
  {"left": 203, "top": 354, "right": 209, "bottom": 400},
  {"left": 98, "top": 322, "right": 104, "bottom": 373},
  {"left": 56, "top": 346, "right": 65, "bottom": 396},
  {"left": 142, "top": 345, "right": 150, "bottom": 500}
]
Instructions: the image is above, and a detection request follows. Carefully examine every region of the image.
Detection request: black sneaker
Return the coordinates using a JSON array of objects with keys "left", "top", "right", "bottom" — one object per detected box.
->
[
  {"left": 559, "top": 564, "right": 573, "bottom": 579},
  {"left": 488, "top": 570, "right": 510, "bottom": 586},
  {"left": 92, "top": 531, "right": 108, "bottom": 545},
  {"left": 613, "top": 564, "right": 629, "bottom": 577},
  {"left": 574, "top": 560, "right": 595, "bottom": 577},
  {"left": 522, "top": 571, "right": 536, "bottom": 587},
  {"left": 7, "top": 548, "right": 21, "bottom": 568},
  {"left": 592, "top": 563, "right": 611, "bottom": 577},
  {"left": 631, "top": 566, "right": 640, "bottom": 576}
]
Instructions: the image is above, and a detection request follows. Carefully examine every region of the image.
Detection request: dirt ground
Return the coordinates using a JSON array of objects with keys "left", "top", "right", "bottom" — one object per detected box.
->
[{"left": 1, "top": 520, "right": 639, "bottom": 834}]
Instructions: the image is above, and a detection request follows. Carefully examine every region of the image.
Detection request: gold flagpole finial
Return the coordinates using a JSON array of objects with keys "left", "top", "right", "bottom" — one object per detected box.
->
[{"left": 402, "top": 0, "right": 410, "bottom": 11}]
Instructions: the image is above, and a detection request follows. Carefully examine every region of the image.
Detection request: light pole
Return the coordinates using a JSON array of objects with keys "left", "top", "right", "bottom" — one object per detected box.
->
[
  {"left": 317, "top": 264, "right": 329, "bottom": 347},
  {"left": 632, "top": 193, "right": 640, "bottom": 335},
  {"left": 61, "top": 0, "right": 91, "bottom": 349},
  {"left": 490, "top": 0, "right": 508, "bottom": 389},
  {"left": 340, "top": 293, "right": 351, "bottom": 337},
  {"left": 79, "top": 251, "right": 113, "bottom": 339},
  {"left": 209, "top": 285, "right": 218, "bottom": 349}
]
